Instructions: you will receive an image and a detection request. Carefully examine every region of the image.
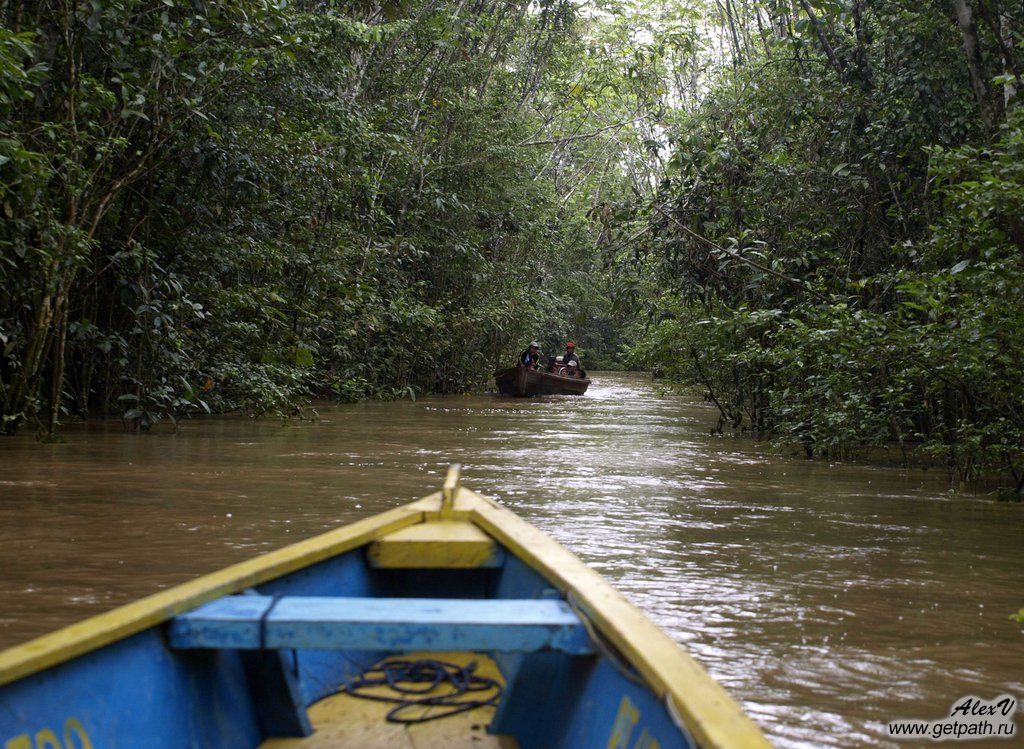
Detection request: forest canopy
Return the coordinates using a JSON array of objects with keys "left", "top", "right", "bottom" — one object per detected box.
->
[{"left": 2, "top": 0, "right": 1023, "bottom": 489}]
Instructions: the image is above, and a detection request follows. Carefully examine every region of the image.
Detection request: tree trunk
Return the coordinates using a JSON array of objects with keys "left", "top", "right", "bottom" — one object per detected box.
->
[
  {"left": 851, "top": 0, "right": 874, "bottom": 90},
  {"left": 951, "top": 0, "right": 996, "bottom": 130},
  {"left": 797, "top": 0, "right": 845, "bottom": 76},
  {"left": 47, "top": 294, "right": 69, "bottom": 435},
  {"left": 999, "top": 11, "right": 1018, "bottom": 104},
  {"left": 722, "top": 0, "right": 744, "bottom": 67}
]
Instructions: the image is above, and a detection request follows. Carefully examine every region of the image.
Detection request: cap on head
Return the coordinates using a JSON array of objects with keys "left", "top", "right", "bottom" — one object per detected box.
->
[
  {"left": 566, "top": 341, "right": 575, "bottom": 348},
  {"left": 567, "top": 361, "right": 578, "bottom": 367},
  {"left": 530, "top": 341, "right": 540, "bottom": 348}
]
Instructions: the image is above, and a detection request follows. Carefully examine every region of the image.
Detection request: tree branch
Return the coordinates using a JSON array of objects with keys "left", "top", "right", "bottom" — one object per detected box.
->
[
  {"left": 796, "top": 0, "right": 846, "bottom": 76},
  {"left": 519, "top": 114, "right": 651, "bottom": 147}
]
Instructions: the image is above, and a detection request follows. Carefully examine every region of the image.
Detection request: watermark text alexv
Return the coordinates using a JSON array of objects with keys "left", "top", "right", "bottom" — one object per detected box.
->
[{"left": 889, "top": 695, "right": 1017, "bottom": 741}]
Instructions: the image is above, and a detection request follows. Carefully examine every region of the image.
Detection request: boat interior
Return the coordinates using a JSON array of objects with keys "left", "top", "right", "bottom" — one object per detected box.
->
[
  {"left": 259, "top": 651, "right": 518, "bottom": 749},
  {"left": 162, "top": 514, "right": 676, "bottom": 748}
]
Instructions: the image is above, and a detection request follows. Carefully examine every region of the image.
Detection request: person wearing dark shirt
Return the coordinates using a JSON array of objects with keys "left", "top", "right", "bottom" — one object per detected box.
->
[
  {"left": 562, "top": 341, "right": 582, "bottom": 373},
  {"left": 519, "top": 341, "right": 542, "bottom": 369}
]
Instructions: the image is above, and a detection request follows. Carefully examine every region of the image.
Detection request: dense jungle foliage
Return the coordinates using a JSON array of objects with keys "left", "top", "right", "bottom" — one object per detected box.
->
[
  {"left": 2, "top": 0, "right": 1023, "bottom": 490},
  {"left": 608, "top": 0, "right": 1024, "bottom": 491},
  {"left": 0, "top": 0, "right": 629, "bottom": 433}
]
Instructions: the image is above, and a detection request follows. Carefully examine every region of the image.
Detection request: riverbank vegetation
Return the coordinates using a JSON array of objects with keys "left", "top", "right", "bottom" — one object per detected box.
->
[
  {"left": 0, "top": 0, "right": 627, "bottom": 432},
  {"left": 612, "top": 0, "right": 1024, "bottom": 492},
  {"left": 2, "top": 0, "right": 1023, "bottom": 490}
]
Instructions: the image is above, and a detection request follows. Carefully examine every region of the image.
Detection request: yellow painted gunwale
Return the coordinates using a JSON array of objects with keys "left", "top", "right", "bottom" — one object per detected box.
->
[
  {"left": 454, "top": 489, "right": 772, "bottom": 749},
  {"left": 0, "top": 484, "right": 771, "bottom": 749}
]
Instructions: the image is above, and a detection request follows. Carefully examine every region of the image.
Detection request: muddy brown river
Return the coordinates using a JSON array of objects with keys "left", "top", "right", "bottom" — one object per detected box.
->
[{"left": 0, "top": 372, "right": 1021, "bottom": 747}]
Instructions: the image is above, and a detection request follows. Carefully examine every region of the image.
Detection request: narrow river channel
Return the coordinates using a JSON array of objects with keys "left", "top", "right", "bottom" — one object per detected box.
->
[{"left": 1, "top": 372, "right": 1022, "bottom": 748}]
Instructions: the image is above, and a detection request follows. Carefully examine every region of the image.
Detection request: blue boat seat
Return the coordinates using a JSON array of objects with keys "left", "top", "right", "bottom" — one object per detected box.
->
[{"left": 168, "top": 596, "right": 594, "bottom": 654}]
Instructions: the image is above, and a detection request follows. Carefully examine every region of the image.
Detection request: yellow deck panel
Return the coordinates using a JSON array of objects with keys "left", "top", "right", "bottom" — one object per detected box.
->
[
  {"left": 261, "top": 652, "right": 518, "bottom": 749},
  {"left": 367, "top": 521, "right": 500, "bottom": 568}
]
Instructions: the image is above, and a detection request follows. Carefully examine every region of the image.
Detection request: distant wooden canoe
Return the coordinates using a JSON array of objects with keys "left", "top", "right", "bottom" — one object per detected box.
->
[
  {"left": 0, "top": 466, "right": 770, "bottom": 749},
  {"left": 494, "top": 365, "right": 591, "bottom": 396}
]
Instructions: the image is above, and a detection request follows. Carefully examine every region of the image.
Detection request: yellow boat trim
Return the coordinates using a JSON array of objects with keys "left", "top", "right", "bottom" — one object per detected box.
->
[
  {"left": 0, "top": 502, "right": 431, "bottom": 687},
  {"left": 368, "top": 520, "right": 501, "bottom": 568}
]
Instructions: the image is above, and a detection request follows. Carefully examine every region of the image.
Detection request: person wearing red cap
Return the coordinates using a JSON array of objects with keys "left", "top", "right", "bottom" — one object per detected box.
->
[{"left": 562, "top": 341, "right": 584, "bottom": 376}]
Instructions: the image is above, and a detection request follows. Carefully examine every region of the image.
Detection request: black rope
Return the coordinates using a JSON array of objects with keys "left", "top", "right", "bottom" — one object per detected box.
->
[{"left": 339, "top": 658, "right": 503, "bottom": 724}]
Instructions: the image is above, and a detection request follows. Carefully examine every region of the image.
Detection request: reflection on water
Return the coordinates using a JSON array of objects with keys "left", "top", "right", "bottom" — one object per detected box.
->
[{"left": 0, "top": 372, "right": 1022, "bottom": 748}]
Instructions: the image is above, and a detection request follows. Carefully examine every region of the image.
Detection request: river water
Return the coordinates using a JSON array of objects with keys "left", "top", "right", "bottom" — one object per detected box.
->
[{"left": 0, "top": 372, "right": 1021, "bottom": 747}]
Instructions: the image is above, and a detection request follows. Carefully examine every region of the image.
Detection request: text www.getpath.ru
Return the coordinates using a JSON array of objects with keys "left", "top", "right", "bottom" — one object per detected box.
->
[{"left": 888, "top": 695, "right": 1017, "bottom": 742}]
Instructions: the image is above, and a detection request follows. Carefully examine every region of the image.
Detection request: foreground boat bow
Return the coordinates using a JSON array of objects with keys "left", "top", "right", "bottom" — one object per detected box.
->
[{"left": 0, "top": 467, "right": 770, "bottom": 749}]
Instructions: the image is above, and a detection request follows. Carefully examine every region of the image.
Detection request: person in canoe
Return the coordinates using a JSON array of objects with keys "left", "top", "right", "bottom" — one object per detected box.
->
[
  {"left": 519, "top": 341, "right": 543, "bottom": 370},
  {"left": 560, "top": 341, "right": 585, "bottom": 377}
]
